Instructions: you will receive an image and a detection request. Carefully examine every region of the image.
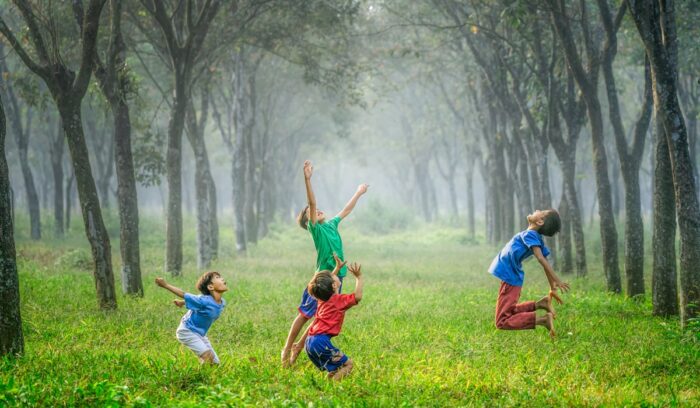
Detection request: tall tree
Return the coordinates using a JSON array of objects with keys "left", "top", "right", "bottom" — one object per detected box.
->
[
  {"left": 0, "top": 85, "right": 23, "bottom": 356},
  {"left": 545, "top": 0, "right": 622, "bottom": 293},
  {"left": 0, "top": 46, "right": 41, "bottom": 240},
  {"left": 598, "top": 0, "right": 652, "bottom": 297},
  {"left": 0, "top": 0, "right": 117, "bottom": 310},
  {"left": 136, "top": 0, "right": 222, "bottom": 275},
  {"left": 627, "top": 0, "right": 700, "bottom": 326},
  {"left": 92, "top": 0, "right": 143, "bottom": 295}
]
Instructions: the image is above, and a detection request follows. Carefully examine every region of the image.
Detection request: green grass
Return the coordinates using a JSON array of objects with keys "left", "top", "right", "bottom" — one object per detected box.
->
[{"left": 1, "top": 214, "right": 699, "bottom": 407}]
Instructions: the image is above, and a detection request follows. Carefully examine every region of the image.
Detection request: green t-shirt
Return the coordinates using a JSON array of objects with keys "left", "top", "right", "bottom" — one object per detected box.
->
[{"left": 308, "top": 215, "right": 347, "bottom": 277}]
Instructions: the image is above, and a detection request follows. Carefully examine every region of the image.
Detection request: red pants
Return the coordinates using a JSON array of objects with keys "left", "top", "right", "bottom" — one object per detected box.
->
[{"left": 495, "top": 281, "right": 536, "bottom": 330}]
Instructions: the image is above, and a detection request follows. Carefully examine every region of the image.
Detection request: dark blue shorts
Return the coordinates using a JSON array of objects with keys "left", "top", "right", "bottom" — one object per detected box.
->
[
  {"left": 305, "top": 334, "right": 348, "bottom": 372},
  {"left": 298, "top": 276, "right": 344, "bottom": 318}
]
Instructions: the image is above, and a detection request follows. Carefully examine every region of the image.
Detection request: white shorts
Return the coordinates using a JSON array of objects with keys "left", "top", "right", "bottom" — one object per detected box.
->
[{"left": 176, "top": 323, "right": 220, "bottom": 364}]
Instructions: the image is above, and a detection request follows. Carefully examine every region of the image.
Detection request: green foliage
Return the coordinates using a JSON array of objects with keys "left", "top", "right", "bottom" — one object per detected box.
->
[
  {"left": 132, "top": 128, "right": 166, "bottom": 187},
  {"left": 353, "top": 199, "right": 415, "bottom": 234},
  {"left": 53, "top": 248, "right": 93, "bottom": 272},
  {"left": 2, "top": 220, "right": 699, "bottom": 406}
]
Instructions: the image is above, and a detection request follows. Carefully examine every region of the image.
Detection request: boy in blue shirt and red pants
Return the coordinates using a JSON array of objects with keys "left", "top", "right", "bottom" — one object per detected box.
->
[{"left": 489, "top": 209, "right": 570, "bottom": 338}]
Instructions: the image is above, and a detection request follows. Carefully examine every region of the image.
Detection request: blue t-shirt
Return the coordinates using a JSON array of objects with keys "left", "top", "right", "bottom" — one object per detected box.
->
[
  {"left": 181, "top": 293, "right": 226, "bottom": 336},
  {"left": 488, "top": 229, "right": 551, "bottom": 286}
]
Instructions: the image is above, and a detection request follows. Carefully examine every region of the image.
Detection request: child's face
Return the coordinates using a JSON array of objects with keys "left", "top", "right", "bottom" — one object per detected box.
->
[
  {"left": 208, "top": 274, "right": 228, "bottom": 293},
  {"left": 527, "top": 210, "right": 547, "bottom": 227},
  {"left": 307, "top": 208, "right": 326, "bottom": 223}
]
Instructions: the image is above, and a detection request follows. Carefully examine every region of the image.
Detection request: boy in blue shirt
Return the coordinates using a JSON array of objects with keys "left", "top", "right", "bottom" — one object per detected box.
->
[
  {"left": 281, "top": 160, "right": 368, "bottom": 367},
  {"left": 488, "top": 209, "right": 570, "bottom": 338},
  {"left": 155, "top": 271, "right": 228, "bottom": 364}
]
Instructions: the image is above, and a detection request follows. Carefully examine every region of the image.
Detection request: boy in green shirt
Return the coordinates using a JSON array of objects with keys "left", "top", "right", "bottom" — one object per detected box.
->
[{"left": 281, "top": 160, "right": 368, "bottom": 367}]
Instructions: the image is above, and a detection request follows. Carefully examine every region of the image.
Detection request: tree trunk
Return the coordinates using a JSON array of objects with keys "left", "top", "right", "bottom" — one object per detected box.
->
[
  {"left": 561, "top": 158, "right": 587, "bottom": 277},
  {"left": 60, "top": 104, "right": 117, "bottom": 309},
  {"left": 465, "top": 158, "right": 475, "bottom": 241},
  {"left": 113, "top": 100, "right": 142, "bottom": 296},
  {"left": 652, "top": 116, "right": 678, "bottom": 316},
  {"left": 165, "top": 81, "right": 187, "bottom": 275},
  {"left": 51, "top": 118, "right": 65, "bottom": 238},
  {"left": 244, "top": 124, "right": 258, "bottom": 244},
  {"left": 208, "top": 171, "right": 218, "bottom": 260},
  {"left": 0, "top": 91, "right": 24, "bottom": 356},
  {"left": 65, "top": 171, "right": 75, "bottom": 231},
  {"left": 558, "top": 187, "right": 573, "bottom": 275},
  {"left": 186, "top": 100, "right": 216, "bottom": 269},
  {"left": 232, "top": 51, "right": 249, "bottom": 254}
]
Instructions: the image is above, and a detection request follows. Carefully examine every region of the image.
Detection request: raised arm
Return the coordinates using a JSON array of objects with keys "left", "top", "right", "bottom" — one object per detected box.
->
[
  {"left": 331, "top": 253, "right": 347, "bottom": 276},
  {"left": 155, "top": 277, "right": 185, "bottom": 298},
  {"left": 348, "top": 262, "right": 364, "bottom": 302},
  {"left": 336, "top": 184, "right": 369, "bottom": 219},
  {"left": 303, "top": 160, "right": 317, "bottom": 225},
  {"left": 532, "top": 247, "right": 570, "bottom": 303}
]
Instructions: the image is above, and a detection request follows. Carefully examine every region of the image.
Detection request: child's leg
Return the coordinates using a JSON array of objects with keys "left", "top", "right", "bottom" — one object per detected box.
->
[
  {"left": 535, "top": 295, "right": 556, "bottom": 317},
  {"left": 282, "top": 312, "right": 311, "bottom": 366},
  {"left": 176, "top": 325, "right": 219, "bottom": 364},
  {"left": 200, "top": 336, "right": 220, "bottom": 365},
  {"left": 328, "top": 358, "right": 353, "bottom": 380},
  {"left": 536, "top": 312, "right": 556, "bottom": 338},
  {"left": 495, "top": 282, "right": 536, "bottom": 330}
]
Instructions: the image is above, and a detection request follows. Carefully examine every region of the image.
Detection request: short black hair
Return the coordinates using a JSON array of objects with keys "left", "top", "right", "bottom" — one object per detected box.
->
[
  {"left": 539, "top": 209, "right": 561, "bottom": 236},
  {"left": 297, "top": 205, "right": 310, "bottom": 230},
  {"left": 307, "top": 271, "right": 335, "bottom": 301},
  {"left": 196, "top": 271, "right": 221, "bottom": 295}
]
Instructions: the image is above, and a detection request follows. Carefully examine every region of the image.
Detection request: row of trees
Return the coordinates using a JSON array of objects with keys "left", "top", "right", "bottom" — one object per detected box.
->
[
  {"left": 0, "top": 0, "right": 361, "bottom": 356},
  {"left": 1, "top": 0, "right": 699, "bottom": 357},
  {"left": 347, "top": 0, "right": 698, "bottom": 324}
]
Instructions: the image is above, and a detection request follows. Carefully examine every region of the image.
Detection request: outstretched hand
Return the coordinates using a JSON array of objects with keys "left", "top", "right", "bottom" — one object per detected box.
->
[
  {"left": 155, "top": 277, "right": 167, "bottom": 288},
  {"left": 303, "top": 160, "right": 313, "bottom": 179},
  {"left": 332, "top": 253, "right": 347, "bottom": 275},
  {"left": 356, "top": 184, "right": 369, "bottom": 195},
  {"left": 348, "top": 262, "right": 362, "bottom": 277},
  {"left": 549, "top": 280, "right": 570, "bottom": 305}
]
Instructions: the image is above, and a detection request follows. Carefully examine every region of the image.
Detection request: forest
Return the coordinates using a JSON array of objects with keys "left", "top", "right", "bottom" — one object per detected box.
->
[{"left": 0, "top": 0, "right": 699, "bottom": 406}]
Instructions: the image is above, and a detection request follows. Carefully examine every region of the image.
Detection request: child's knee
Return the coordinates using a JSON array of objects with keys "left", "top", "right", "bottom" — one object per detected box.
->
[{"left": 199, "top": 350, "right": 216, "bottom": 364}]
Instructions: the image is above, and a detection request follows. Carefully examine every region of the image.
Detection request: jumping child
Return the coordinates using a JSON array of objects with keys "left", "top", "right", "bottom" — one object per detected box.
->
[
  {"left": 488, "top": 209, "right": 570, "bottom": 338},
  {"left": 155, "top": 272, "right": 228, "bottom": 364},
  {"left": 281, "top": 160, "right": 368, "bottom": 367},
  {"left": 301, "top": 255, "right": 363, "bottom": 380}
]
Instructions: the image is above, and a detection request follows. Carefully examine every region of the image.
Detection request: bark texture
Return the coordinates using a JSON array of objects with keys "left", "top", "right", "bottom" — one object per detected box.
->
[{"left": 0, "top": 91, "right": 24, "bottom": 356}]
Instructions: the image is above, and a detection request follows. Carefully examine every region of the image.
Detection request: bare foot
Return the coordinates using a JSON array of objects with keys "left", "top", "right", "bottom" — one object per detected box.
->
[
  {"left": 328, "top": 359, "right": 353, "bottom": 380},
  {"left": 281, "top": 348, "right": 291, "bottom": 368},
  {"left": 536, "top": 295, "right": 556, "bottom": 318},
  {"left": 289, "top": 343, "right": 304, "bottom": 365},
  {"left": 544, "top": 312, "right": 555, "bottom": 339}
]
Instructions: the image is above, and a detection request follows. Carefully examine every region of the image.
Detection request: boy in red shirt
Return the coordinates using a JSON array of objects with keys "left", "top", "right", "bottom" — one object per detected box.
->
[{"left": 300, "top": 255, "right": 363, "bottom": 380}]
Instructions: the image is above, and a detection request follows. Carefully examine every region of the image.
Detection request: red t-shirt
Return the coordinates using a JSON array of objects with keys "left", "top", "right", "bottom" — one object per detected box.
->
[{"left": 308, "top": 293, "right": 358, "bottom": 337}]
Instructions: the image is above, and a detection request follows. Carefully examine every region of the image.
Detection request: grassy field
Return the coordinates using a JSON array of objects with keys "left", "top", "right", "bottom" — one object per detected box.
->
[{"left": 1, "top": 213, "right": 699, "bottom": 407}]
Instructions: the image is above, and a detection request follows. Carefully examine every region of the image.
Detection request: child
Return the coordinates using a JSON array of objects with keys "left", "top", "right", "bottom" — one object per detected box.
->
[
  {"left": 155, "top": 272, "right": 228, "bottom": 364},
  {"left": 281, "top": 160, "right": 368, "bottom": 367},
  {"left": 302, "top": 257, "right": 363, "bottom": 380},
  {"left": 488, "top": 209, "right": 570, "bottom": 338}
]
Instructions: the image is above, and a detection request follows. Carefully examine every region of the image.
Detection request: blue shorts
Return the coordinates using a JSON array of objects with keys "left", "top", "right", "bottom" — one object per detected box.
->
[
  {"left": 305, "top": 334, "right": 348, "bottom": 372},
  {"left": 298, "top": 276, "right": 344, "bottom": 318}
]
